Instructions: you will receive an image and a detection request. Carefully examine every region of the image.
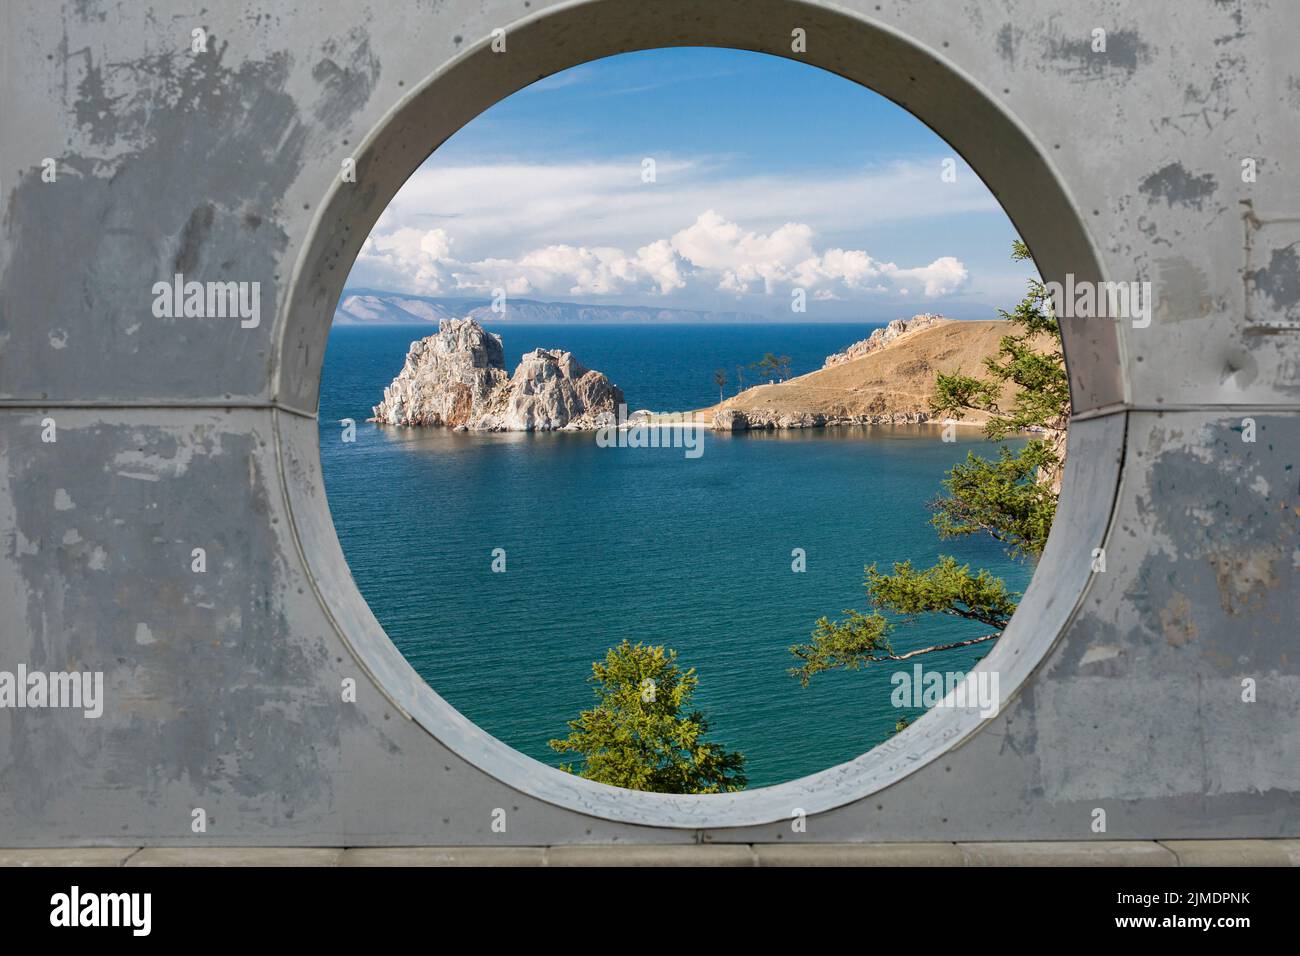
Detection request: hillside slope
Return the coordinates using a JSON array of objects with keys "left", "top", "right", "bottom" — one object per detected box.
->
[{"left": 691, "top": 318, "right": 1046, "bottom": 429}]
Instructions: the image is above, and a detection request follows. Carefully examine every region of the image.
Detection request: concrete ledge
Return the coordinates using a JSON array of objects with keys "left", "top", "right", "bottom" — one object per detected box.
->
[
  {"left": 125, "top": 848, "right": 345, "bottom": 867},
  {"left": 546, "top": 845, "right": 757, "bottom": 867},
  {"left": 958, "top": 841, "right": 1177, "bottom": 866},
  {"left": 3, "top": 841, "right": 1298, "bottom": 866},
  {"left": 0, "top": 848, "right": 140, "bottom": 867},
  {"left": 755, "top": 842, "right": 966, "bottom": 866},
  {"left": 1160, "top": 840, "right": 1300, "bottom": 867},
  {"left": 340, "top": 847, "right": 546, "bottom": 867}
]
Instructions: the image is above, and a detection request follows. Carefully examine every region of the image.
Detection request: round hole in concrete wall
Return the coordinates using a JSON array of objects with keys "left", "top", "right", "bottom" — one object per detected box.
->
[
  {"left": 322, "top": 48, "right": 1044, "bottom": 791},
  {"left": 275, "top": 0, "right": 1126, "bottom": 828}
]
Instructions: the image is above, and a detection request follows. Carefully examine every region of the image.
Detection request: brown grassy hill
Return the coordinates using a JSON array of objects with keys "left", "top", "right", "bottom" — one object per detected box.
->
[{"left": 686, "top": 318, "right": 1043, "bottom": 428}]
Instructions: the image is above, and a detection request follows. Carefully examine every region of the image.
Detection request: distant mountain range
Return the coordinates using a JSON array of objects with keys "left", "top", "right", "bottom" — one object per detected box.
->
[{"left": 334, "top": 289, "right": 768, "bottom": 325}]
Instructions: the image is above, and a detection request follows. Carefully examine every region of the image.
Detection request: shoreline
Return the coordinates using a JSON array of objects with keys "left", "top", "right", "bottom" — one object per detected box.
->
[
  {"left": 635, "top": 403, "right": 1005, "bottom": 433},
  {"left": 389, "top": 414, "right": 1024, "bottom": 434},
  {"left": 634, "top": 412, "right": 994, "bottom": 432}
]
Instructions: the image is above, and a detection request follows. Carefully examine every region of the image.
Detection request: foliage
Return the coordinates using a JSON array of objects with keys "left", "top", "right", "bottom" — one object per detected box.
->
[
  {"left": 789, "top": 558, "right": 1016, "bottom": 686},
  {"left": 929, "top": 239, "right": 1067, "bottom": 555},
  {"left": 550, "top": 640, "right": 747, "bottom": 793},
  {"left": 931, "top": 441, "right": 1059, "bottom": 559},
  {"left": 751, "top": 352, "right": 792, "bottom": 382}
]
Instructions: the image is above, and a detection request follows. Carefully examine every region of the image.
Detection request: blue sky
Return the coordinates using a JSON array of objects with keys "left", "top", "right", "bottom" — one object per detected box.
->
[{"left": 347, "top": 47, "right": 1036, "bottom": 321}]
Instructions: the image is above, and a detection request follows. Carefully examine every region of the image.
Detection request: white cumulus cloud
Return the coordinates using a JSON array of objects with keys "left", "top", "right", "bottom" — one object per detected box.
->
[{"left": 352, "top": 208, "right": 968, "bottom": 304}]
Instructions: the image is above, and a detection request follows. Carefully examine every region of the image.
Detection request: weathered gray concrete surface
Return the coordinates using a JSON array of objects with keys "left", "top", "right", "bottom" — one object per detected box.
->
[{"left": 0, "top": 0, "right": 1297, "bottom": 846}]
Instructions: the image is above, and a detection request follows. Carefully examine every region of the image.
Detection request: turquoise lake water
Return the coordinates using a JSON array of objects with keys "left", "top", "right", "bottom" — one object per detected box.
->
[{"left": 319, "top": 322, "right": 1035, "bottom": 788}]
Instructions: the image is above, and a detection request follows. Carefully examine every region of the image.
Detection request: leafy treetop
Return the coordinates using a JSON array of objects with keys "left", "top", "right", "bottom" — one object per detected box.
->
[{"left": 550, "top": 640, "right": 747, "bottom": 794}]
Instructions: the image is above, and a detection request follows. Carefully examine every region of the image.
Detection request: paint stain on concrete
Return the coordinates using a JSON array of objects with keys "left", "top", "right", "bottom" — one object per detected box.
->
[
  {"left": 1140, "top": 162, "right": 1218, "bottom": 210},
  {"left": 1155, "top": 256, "right": 1215, "bottom": 322},
  {"left": 1247, "top": 243, "right": 1300, "bottom": 314},
  {"left": 996, "top": 24, "right": 1019, "bottom": 65},
  {"left": 174, "top": 203, "right": 215, "bottom": 275},
  {"left": 1046, "top": 28, "right": 1150, "bottom": 78},
  {"left": 1207, "top": 547, "right": 1282, "bottom": 615},
  {"left": 1159, "top": 593, "right": 1198, "bottom": 646},
  {"left": 312, "top": 29, "right": 382, "bottom": 125}
]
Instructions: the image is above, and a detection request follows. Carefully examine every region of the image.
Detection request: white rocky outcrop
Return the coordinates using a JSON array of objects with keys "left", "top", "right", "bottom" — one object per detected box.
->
[
  {"left": 822, "top": 313, "right": 947, "bottom": 368},
  {"left": 369, "top": 318, "right": 623, "bottom": 431},
  {"left": 369, "top": 318, "right": 507, "bottom": 427},
  {"left": 470, "top": 347, "right": 625, "bottom": 431}
]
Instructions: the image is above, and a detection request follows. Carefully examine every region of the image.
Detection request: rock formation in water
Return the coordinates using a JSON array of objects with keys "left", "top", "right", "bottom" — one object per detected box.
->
[
  {"left": 369, "top": 318, "right": 624, "bottom": 431},
  {"left": 369, "top": 318, "right": 507, "bottom": 427},
  {"left": 471, "top": 347, "right": 625, "bottom": 431}
]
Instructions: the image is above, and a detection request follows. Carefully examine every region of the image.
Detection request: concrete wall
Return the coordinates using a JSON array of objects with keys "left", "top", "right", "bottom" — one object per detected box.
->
[{"left": 0, "top": 0, "right": 1296, "bottom": 846}]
